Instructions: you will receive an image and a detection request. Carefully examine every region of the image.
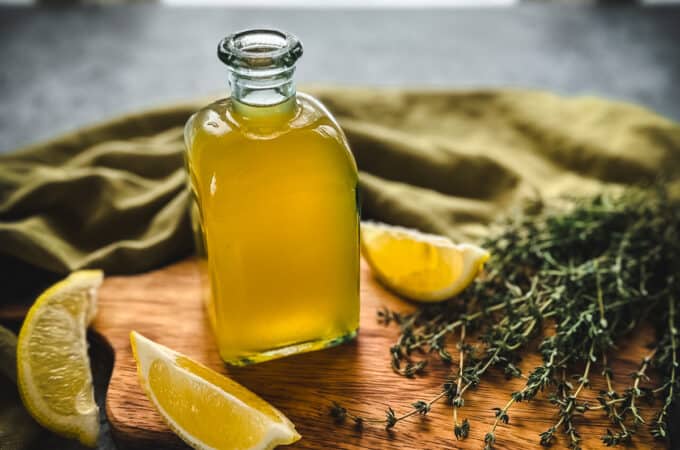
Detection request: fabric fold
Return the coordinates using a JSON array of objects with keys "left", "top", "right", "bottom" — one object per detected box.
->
[{"left": 1, "top": 87, "right": 679, "bottom": 297}]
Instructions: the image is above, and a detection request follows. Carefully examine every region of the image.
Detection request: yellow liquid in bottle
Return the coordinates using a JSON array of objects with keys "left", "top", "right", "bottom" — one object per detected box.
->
[{"left": 185, "top": 93, "right": 360, "bottom": 365}]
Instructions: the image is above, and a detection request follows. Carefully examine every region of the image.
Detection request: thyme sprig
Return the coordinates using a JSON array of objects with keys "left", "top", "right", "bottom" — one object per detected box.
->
[{"left": 332, "top": 187, "right": 680, "bottom": 448}]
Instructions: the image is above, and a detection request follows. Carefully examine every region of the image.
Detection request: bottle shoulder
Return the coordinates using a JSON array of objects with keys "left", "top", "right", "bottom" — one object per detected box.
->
[
  {"left": 185, "top": 92, "right": 346, "bottom": 144},
  {"left": 185, "top": 93, "right": 357, "bottom": 174}
]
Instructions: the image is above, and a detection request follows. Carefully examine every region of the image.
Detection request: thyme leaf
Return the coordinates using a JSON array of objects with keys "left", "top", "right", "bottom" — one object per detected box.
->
[{"left": 332, "top": 186, "right": 680, "bottom": 448}]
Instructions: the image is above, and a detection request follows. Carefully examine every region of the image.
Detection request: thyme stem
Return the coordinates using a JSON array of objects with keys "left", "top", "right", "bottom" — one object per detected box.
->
[{"left": 332, "top": 187, "right": 680, "bottom": 449}]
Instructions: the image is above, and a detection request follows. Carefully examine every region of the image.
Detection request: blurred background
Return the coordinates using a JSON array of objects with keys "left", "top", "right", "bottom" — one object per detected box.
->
[{"left": 1, "top": 0, "right": 680, "bottom": 153}]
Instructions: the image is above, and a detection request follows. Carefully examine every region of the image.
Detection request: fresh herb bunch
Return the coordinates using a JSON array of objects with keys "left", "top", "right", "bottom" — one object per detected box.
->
[{"left": 331, "top": 186, "right": 680, "bottom": 449}]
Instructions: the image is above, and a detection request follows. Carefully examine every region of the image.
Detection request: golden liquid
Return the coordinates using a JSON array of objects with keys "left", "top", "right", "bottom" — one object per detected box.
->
[{"left": 185, "top": 93, "right": 360, "bottom": 365}]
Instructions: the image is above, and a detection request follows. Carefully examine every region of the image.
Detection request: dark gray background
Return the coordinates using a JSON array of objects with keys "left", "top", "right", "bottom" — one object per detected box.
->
[{"left": 1, "top": 4, "right": 680, "bottom": 153}]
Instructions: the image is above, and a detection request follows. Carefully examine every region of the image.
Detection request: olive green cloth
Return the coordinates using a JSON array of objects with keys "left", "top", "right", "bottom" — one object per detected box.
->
[
  {"left": 1, "top": 87, "right": 680, "bottom": 448},
  {"left": 2, "top": 87, "right": 680, "bottom": 286}
]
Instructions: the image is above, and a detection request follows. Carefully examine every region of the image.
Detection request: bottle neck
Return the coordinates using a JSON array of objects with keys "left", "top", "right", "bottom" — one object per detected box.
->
[{"left": 228, "top": 67, "right": 297, "bottom": 118}]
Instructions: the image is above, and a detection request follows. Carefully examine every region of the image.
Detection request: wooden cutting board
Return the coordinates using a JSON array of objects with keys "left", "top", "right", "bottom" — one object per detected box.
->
[{"left": 5, "top": 258, "right": 666, "bottom": 449}]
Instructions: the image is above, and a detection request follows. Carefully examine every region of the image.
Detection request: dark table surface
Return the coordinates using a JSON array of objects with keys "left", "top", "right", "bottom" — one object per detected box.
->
[
  {"left": 2, "top": 4, "right": 680, "bottom": 154},
  {"left": 1, "top": 5, "right": 680, "bottom": 450}
]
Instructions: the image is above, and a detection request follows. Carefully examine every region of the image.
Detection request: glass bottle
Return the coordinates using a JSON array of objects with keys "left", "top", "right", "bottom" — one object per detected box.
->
[{"left": 184, "top": 29, "right": 360, "bottom": 365}]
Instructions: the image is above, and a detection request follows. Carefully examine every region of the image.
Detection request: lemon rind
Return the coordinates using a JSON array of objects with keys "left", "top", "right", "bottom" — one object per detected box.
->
[
  {"left": 361, "top": 222, "right": 489, "bottom": 302},
  {"left": 130, "top": 331, "right": 300, "bottom": 450},
  {"left": 16, "top": 270, "right": 103, "bottom": 447}
]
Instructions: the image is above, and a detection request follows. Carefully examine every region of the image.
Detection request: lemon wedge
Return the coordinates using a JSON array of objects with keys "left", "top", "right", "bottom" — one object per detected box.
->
[
  {"left": 130, "top": 331, "right": 301, "bottom": 450},
  {"left": 16, "top": 270, "right": 104, "bottom": 447},
  {"left": 361, "top": 221, "right": 489, "bottom": 302}
]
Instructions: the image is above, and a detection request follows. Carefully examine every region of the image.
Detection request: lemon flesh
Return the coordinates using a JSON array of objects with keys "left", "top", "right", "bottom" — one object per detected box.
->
[
  {"left": 361, "top": 222, "right": 489, "bottom": 302},
  {"left": 16, "top": 270, "right": 103, "bottom": 447},
  {"left": 130, "top": 331, "right": 301, "bottom": 450}
]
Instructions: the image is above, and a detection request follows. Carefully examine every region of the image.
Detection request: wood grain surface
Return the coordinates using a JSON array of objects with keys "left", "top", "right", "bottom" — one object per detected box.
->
[
  {"left": 78, "top": 258, "right": 662, "bottom": 450},
  {"left": 0, "top": 258, "right": 665, "bottom": 449}
]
